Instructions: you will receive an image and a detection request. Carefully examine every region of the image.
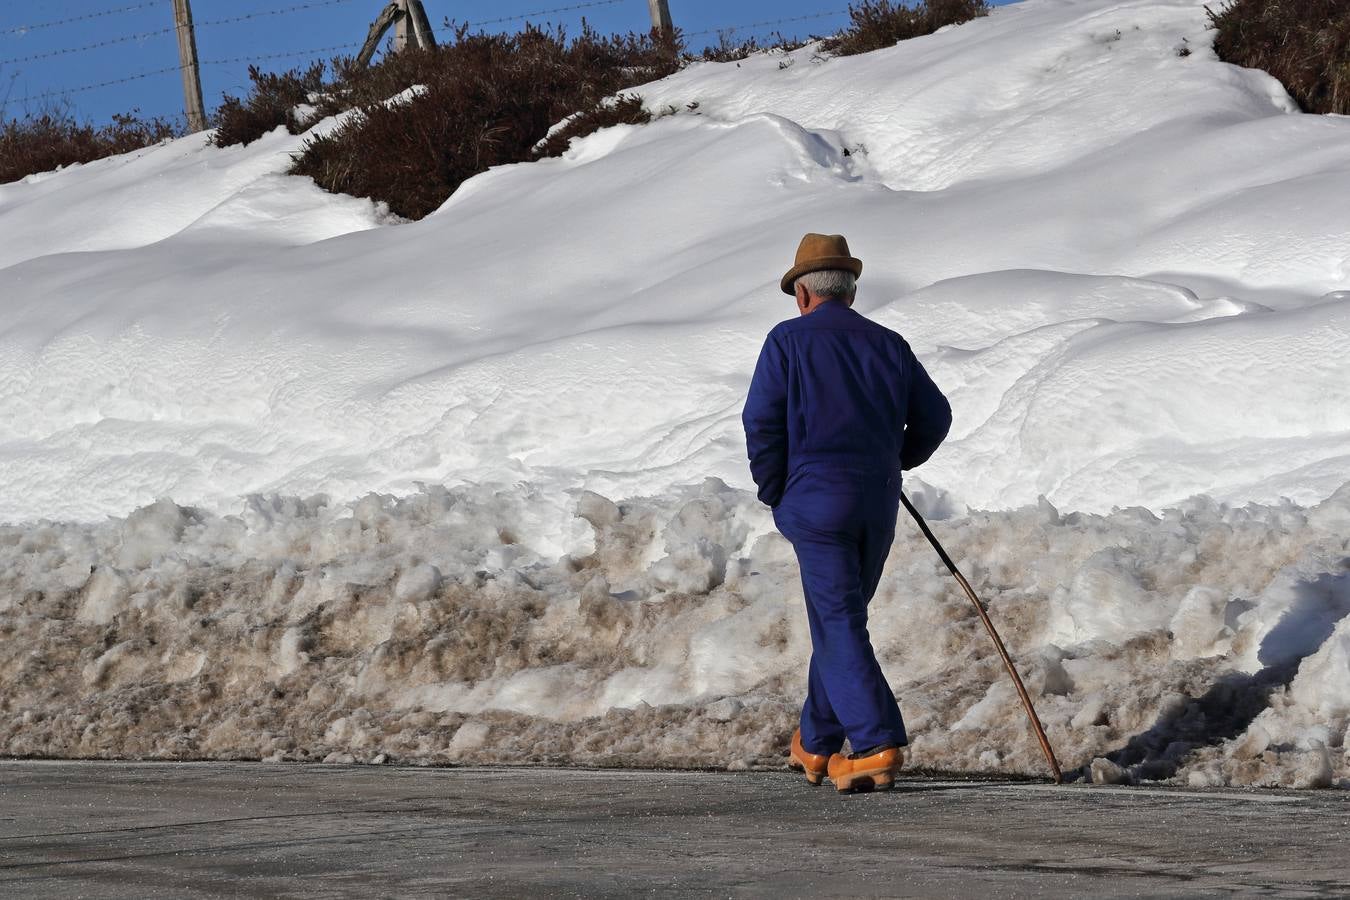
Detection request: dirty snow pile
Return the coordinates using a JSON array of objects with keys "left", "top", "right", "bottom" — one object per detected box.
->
[
  {"left": 3, "top": 481, "right": 1349, "bottom": 787},
  {"left": 2, "top": 0, "right": 1349, "bottom": 785}
]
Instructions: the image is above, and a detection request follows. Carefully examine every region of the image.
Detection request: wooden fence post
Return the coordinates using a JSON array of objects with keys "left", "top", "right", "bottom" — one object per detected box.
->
[
  {"left": 359, "top": 0, "right": 435, "bottom": 67},
  {"left": 357, "top": 2, "right": 401, "bottom": 67},
  {"left": 171, "top": 0, "right": 207, "bottom": 132},
  {"left": 394, "top": 0, "right": 411, "bottom": 52},
  {"left": 407, "top": 0, "right": 438, "bottom": 49},
  {"left": 648, "top": 0, "right": 674, "bottom": 35}
]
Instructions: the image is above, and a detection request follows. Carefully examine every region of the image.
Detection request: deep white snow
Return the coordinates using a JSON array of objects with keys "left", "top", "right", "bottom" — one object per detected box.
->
[{"left": 1, "top": 0, "right": 1348, "bottom": 784}]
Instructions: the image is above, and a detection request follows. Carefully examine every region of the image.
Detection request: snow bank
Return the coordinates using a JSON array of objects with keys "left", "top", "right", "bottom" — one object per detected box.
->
[
  {"left": 3, "top": 479, "right": 1348, "bottom": 786},
  {"left": 1, "top": 0, "right": 1348, "bottom": 522}
]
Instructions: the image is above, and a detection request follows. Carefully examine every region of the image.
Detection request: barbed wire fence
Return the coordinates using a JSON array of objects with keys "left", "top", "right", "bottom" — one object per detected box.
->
[{"left": 0, "top": 1, "right": 855, "bottom": 127}]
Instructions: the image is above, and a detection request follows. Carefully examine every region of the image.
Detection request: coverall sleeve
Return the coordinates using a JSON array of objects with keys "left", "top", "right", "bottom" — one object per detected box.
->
[
  {"left": 900, "top": 344, "right": 952, "bottom": 471},
  {"left": 742, "top": 330, "right": 790, "bottom": 508}
]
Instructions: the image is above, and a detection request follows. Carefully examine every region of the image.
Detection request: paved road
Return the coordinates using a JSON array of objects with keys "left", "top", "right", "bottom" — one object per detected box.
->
[{"left": 0, "top": 761, "right": 1346, "bottom": 898}]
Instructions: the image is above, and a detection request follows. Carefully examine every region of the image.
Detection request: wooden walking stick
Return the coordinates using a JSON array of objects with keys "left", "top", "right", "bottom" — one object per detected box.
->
[{"left": 900, "top": 492, "right": 1064, "bottom": 783}]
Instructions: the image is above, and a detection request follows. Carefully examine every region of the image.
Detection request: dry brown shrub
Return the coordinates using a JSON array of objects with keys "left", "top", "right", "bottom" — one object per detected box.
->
[
  {"left": 211, "top": 63, "right": 327, "bottom": 148},
  {"left": 1208, "top": 0, "right": 1350, "bottom": 115},
  {"left": 288, "top": 23, "right": 681, "bottom": 220},
  {"left": 531, "top": 94, "right": 652, "bottom": 159},
  {"left": 699, "top": 30, "right": 809, "bottom": 63},
  {"left": 822, "top": 0, "right": 990, "bottom": 57},
  {"left": 1, "top": 108, "right": 181, "bottom": 184}
]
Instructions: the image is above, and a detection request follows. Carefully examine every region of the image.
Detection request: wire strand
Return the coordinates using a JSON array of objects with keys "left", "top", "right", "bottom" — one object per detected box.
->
[
  {"left": 1, "top": 0, "right": 361, "bottom": 65},
  {"left": 456, "top": 0, "right": 626, "bottom": 30},
  {"left": 4, "top": 41, "right": 362, "bottom": 106},
  {"left": 1, "top": 3, "right": 167, "bottom": 36},
  {"left": 7, "top": 65, "right": 182, "bottom": 106},
  {"left": 0, "top": 27, "right": 174, "bottom": 66},
  {"left": 202, "top": 43, "right": 361, "bottom": 66},
  {"left": 197, "top": 0, "right": 359, "bottom": 30}
]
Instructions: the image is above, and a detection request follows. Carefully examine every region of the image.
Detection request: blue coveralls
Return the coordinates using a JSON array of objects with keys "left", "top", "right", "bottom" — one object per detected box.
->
[{"left": 742, "top": 299, "right": 952, "bottom": 756}]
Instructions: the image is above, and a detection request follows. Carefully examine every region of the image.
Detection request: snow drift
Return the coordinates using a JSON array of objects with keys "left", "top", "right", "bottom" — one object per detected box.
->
[
  {"left": 2, "top": 0, "right": 1348, "bottom": 521},
  {"left": 2, "top": 0, "right": 1349, "bottom": 783}
]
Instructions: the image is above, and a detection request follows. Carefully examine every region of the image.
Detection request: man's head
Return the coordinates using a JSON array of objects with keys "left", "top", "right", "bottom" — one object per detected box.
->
[
  {"left": 780, "top": 233, "right": 863, "bottom": 316},
  {"left": 793, "top": 269, "right": 857, "bottom": 316}
]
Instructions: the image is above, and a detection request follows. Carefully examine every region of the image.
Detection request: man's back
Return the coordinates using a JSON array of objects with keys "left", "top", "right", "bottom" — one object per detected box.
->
[{"left": 743, "top": 299, "right": 951, "bottom": 508}]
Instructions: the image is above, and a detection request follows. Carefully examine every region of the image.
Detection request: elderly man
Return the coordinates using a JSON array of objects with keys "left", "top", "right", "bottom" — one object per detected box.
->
[{"left": 742, "top": 233, "right": 952, "bottom": 793}]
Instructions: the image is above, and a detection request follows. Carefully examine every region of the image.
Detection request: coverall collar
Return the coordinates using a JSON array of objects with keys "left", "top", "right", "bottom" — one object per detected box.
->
[{"left": 808, "top": 298, "right": 853, "bottom": 316}]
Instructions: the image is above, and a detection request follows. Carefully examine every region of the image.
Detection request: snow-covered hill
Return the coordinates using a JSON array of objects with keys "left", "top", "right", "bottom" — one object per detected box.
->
[
  {"left": 3, "top": 0, "right": 1347, "bottom": 522},
  {"left": 2, "top": 0, "right": 1348, "bottom": 785}
]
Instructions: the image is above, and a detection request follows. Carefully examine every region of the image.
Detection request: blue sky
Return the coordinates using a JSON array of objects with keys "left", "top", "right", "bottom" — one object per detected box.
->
[{"left": 1, "top": 1, "right": 1011, "bottom": 125}]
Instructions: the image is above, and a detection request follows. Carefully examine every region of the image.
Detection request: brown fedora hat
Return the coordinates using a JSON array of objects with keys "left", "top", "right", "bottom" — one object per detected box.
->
[{"left": 780, "top": 232, "right": 863, "bottom": 295}]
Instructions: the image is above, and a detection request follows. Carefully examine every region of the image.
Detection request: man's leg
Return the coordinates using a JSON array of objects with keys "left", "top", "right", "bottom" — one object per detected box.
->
[
  {"left": 859, "top": 523, "right": 893, "bottom": 606},
  {"left": 790, "top": 529, "right": 907, "bottom": 754},
  {"left": 800, "top": 653, "right": 846, "bottom": 756},
  {"left": 856, "top": 498, "right": 907, "bottom": 748},
  {"left": 779, "top": 502, "right": 847, "bottom": 756}
]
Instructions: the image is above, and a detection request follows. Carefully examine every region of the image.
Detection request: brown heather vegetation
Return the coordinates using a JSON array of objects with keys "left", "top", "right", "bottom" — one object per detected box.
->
[
  {"left": 822, "top": 0, "right": 990, "bottom": 57},
  {"left": 284, "top": 24, "right": 680, "bottom": 220},
  {"left": 699, "top": 31, "right": 809, "bottom": 63},
  {"left": 210, "top": 63, "right": 326, "bottom": 148},
  {"left": 1208, "top": 0, "right": 1350, "bottom": 115},
  {"left": 1, "top": 109, "right": 180, "bottom": 185},
  {"left": 531, "top": 94, "right": 652, "bottom": 160}
]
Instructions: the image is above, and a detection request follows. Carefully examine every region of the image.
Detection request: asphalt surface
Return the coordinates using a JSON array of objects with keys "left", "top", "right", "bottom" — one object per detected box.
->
[{"left": 1, "top": 761, "right": 1346, "bottom": 898}]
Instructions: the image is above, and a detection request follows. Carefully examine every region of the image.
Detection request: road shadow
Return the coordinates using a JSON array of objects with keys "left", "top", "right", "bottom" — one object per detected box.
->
[{"left": 1080, "top": 566, "right": 1350, "bottom": 783}]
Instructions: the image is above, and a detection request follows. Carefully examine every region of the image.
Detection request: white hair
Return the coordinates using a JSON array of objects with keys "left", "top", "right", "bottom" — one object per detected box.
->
[{"left": 794, "top": 269, "right": 856, "bottom": 299}]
